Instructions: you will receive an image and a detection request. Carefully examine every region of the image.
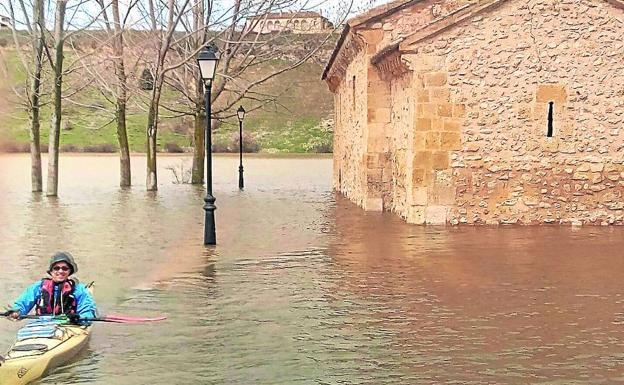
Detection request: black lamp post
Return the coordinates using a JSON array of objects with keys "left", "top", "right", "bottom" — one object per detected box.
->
[
  {"left": 237, "top": 106, "right": 246, "bottom": 190},
  {"left": 197, "top": 44, "right": 220, "bottom": 245}
]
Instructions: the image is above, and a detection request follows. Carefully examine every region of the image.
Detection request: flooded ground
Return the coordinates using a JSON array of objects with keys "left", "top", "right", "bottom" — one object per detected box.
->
[{"left": 1, "top": 153, "right": 623, "bottom": 384}]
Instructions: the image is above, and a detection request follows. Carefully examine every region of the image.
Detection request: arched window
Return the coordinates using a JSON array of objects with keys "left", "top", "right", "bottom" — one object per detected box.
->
[
  {"left": 294, "top": 20, "right": 300, "bottom": 30},
  {"left": 267, "top": 21, "right": 273, "bottom": 31},
  {"left": 301, "top": 20, "right": 308, "bottom": 31},
  {"left": 275, "top": 20, "right": 281, "bottom": 30}
]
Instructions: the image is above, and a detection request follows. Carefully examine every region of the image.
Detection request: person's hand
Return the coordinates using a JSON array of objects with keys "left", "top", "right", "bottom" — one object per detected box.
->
[{"left": 7, "top": 310, "right": 20, "bottom": 320}]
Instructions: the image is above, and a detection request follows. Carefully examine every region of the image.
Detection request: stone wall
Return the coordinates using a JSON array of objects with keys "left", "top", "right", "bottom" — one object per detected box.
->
[
  {"left": 331, "top": 0, "right": 471, "bottom": 214},
  {"left": 333, "top": 52, "right": 369, "bottom": 207},
  {"left": 402, "top": 0, "right": 624, "bottom": 225},
  {"left": 388, "top": 71, "right": 414, "bottom": 219}
]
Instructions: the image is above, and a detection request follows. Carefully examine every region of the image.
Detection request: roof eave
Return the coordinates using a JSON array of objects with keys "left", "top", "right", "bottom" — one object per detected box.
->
[{"left": 322, "top": 0, "right": 421, "bottom": 82}]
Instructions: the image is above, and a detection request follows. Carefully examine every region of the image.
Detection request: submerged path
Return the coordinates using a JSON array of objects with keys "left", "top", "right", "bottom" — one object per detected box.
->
[{"left": 1, "top": 154, "right": 623, "bottom": 384}]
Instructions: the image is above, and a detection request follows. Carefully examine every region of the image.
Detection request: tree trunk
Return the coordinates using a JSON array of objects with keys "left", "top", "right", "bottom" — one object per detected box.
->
[
  {"left": 29, "top": 0, "right": 44, "bottom": 192},
  {"left": 190, "top": 0, "right": 205, "bottom": 185},
  {"left": 146, "top": 81, "right": 162, "bottom": 191},
  {"left": 112, "top": 0, "right": 130, "bottom": 187},
  {"left": 117, "top": 99, "right": 131, "bottom": 186},
  {"left": 191, "top": 109, "right": 204, "bottom": 184},
  {"left": 46, "top": 0, "right": 66, "bottom": 197}
]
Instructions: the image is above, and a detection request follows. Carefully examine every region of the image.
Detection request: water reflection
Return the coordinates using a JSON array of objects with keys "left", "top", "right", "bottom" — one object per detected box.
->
[{"left": 0, "top": 154, "right": 623, "bottom": 384}]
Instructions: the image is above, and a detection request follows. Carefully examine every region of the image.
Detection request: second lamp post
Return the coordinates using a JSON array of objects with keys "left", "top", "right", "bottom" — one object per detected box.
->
[{"left": 237, "top": 106, "right": 245, "bottom": 190}]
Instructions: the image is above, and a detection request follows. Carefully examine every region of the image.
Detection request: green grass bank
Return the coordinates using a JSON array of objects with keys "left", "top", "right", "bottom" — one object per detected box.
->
[{"left": 0, "top": 34, "right": 335, "bottom": 154}]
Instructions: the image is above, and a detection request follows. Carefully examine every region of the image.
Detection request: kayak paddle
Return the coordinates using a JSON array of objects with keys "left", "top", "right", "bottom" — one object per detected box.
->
[{"left": 2, "top": 312, "right": 166, "bottom": 324}]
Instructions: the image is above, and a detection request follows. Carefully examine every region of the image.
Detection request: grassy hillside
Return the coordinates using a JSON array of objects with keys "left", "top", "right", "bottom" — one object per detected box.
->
[{"left": 0, "top": 32, "right": 335, "bottom": 153}]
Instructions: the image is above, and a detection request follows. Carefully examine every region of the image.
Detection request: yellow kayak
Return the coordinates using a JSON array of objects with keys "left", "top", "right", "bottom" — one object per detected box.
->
[{"left": 0, "top": 318, "right": 91, "bottom": 385}]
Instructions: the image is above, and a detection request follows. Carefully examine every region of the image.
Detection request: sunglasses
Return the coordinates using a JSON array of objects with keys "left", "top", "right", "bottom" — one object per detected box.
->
[{"left": 52, "top": 265, "right": 70, "bottom": 272}]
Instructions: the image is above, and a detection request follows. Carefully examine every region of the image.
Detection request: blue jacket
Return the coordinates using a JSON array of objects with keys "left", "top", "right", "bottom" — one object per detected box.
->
[{"left": 13, "top": 279, "right": 98, "bottom": 321}]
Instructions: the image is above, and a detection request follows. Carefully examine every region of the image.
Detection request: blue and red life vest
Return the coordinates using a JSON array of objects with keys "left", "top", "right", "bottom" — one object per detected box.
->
[{"left": 35, "top": 278, "right": 77, "bottom": 316}]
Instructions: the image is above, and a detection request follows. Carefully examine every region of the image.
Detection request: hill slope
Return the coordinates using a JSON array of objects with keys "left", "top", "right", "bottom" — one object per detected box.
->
[{"left": 0, "top": 32, "right": 336, "bottom": 153}]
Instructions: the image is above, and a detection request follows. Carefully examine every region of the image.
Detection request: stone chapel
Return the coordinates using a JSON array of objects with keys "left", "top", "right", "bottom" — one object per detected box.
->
[{"left": 323, "top": 0, "right": 624, "bottom": 225}]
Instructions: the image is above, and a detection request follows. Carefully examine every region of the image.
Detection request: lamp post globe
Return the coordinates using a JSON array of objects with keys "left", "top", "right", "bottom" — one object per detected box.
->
[
  {"left": 237, "top": 106, "right": 246, "bottom": 190},
  {"left": 196, "top": 44, "right": 220, "bottom": 245}
]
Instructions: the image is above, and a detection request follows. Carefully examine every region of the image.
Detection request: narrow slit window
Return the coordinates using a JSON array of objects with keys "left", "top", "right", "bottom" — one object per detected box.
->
[
  {"left": 547, "top": 101, "right": 554, "bottom": 137},
  {"left": 352, "top": 76, "right": 356, "bottom": 111}
]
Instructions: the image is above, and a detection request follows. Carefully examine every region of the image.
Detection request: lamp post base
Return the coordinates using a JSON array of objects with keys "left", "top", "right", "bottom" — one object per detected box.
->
[
  {"left": 239, "top": 166, "right": 244, "bottom": 190},
  {"left": 203, "top": 194, "right": 216, "bottom": 245}
]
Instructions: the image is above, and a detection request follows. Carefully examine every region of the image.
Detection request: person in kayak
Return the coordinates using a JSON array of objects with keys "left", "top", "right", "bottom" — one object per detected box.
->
[{"left": 6, "top": 251, "right": 97, "bottom": 324}]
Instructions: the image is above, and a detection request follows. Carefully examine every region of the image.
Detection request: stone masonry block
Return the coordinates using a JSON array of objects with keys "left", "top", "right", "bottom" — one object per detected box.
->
[
  {"left": 432, "top": 151, "right": 449, "bottom": 170},
  {"left": 411, "top": 55, "right": 444, "bottom": 72},
  {"left": 406, "top": 206, "right": 425, "bottom": 224},
  {"left": 431, "top": 118, "right": 444, "bottom": 131},
  {"left": 412, "top": 168, "right": 426, "bottom": 186},
  {"left": 369, "top": 107, "right": 391, "bottom": 123},
  {"left": 413, "top": 151, "right": 432, "bottom": 168},
  {"left": 437, "top": 103, "right": 453, "bottom": 118},
  {"left": 415, "top": 118, "right": 431, "bottom": 131},
  {"left": 421, "top": 103, "right": 438, "bottom": 118},
  {"left": 360, "top": 29, "right": 384, "bottom": 45},
  {"left": 415, "top": 104, "right": 424, "bottom": 118},
  {"left": 536, "top": 84, "right": 567, "bottom": 103},
  {"left": 429, "top": 186, "right": 455, "bottom": 205},
  {"left": 364, "top": 153, "right": 380, "bottom": 168},
  {"left": 441, "top": 131, "right": 461, "bottom": 150},
  {"left": 367, "top": 90, "right": 390, "bottom": 106},
  {"left": 444, "top": 119, "right": 462, "bottom": 131},
  {"left": 412, "top": 187, "right": 428, "bottom": 205},
  {"left": 367, "top": 168, "right": 383, "bottom": 183},
  {"left": 367, "top": 139, "right": 386, "bottom": 153},
  {"left": 425, "top": 205, "right": 448, "bottom": 225},
  {"left": 424, "top": 72, "right": 447, "bottom": 87},
  {"left": 430, "top": 87, "right": 450, "bottom": 102},
  {"left": 364, "top": 197, "right": 383, "bottom": 211},
  {"left": 452, "top": 104, "right": 466, "bottom": 118},
  {"left": 425, "top": 132, "right": 441, "bottom": 150},
  {"left": 416, "top": 89, "right": 430, "bottom": 103},
  {"left": 413, "top": 132, "right": 427, "bottom": 150}
]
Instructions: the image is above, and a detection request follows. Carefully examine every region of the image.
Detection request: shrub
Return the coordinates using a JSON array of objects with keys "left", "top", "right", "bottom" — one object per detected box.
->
[
  {"left": 164, "top": 142, "right": 184, "bottom": 153},
  {"left": 235, "top": 132, "right": 261, "bottom": 153},
  {"left": 165, "top": 161, "right": 192, "bottom": 184},
  {"left": 63, "top": 120, "right": 73, "bottom": 131},
  {"left": 169, "top": 120, "right": 191, "bottom": 135},
  {"left": 304, "top": 135, "right": 333, "bottom": 153},
  {"left": 212, "top": 132, "right": 262, "bottom": 153},
  {"left": 83, "top": 144, "right": 116, "bottom": 153},
  {"left": 0, "top": 38, "right": 8, "bottom": 48},
  {"left": 0, "top": 140, "right": 28, "bottom": 153},
  {"left": 60, "top": 144, "right": 79, "bottom": 152},
  {"left": 211, "top": 136, "right": 231, "bottom": 153}
]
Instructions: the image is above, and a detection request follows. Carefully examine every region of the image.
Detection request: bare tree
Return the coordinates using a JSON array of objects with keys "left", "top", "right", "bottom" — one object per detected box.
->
[
  {"left": 140, "top": 0, "right": 193, "bottom": 191},
  {"left": 93, "top": 0, "right": 136, "bottom": 187},
  {"left": 2, "top": 0, "right": 47, "bottom": 192},
  {"left": 46, "top": 0, "right": 67, "bottom": 196},
  {"left": 165, "top": 0, "right": 353, "bottom": 184}
]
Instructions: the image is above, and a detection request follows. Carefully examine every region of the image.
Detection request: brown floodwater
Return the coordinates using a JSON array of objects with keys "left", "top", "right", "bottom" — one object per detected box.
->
[{"left": 0, "top": 153, "right": 623, "bottom": 384}]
